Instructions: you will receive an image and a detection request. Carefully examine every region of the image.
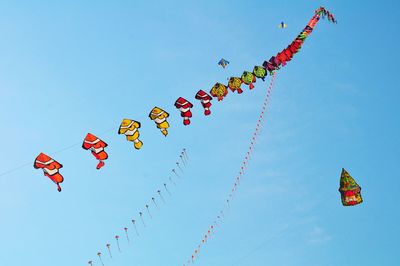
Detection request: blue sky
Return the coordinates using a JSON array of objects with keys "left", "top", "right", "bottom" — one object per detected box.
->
[{"left": 0, "top": 1, "right": 399, "bottom": 265}]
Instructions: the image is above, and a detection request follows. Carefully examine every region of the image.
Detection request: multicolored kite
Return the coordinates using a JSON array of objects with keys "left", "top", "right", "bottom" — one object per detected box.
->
[
  {"left": 338, "top": 168, "right": 363, "bottom": 206},
  {"left": 228, "top": 77, "right": 243, "bottom": 94},
  {"left": 218, "top": 58, "right": 229, "bottom": 68},
  {"left": 82, "top": 133, "right": 108, "bottom": 169},
  {"left": 210, "top": 82, "right": 228, "bottom": 101},
  {"left": 278, "top": 21, "right": 287, "bottom": 28},
  {"left": 34, "top": 153, "right": 64, "bottom": 192},
  {"left": 253, "top": 66, "right": 267, "bottom": 81},
  {"left": 241, "top": 71, "right": 256, "bottom": 89}
]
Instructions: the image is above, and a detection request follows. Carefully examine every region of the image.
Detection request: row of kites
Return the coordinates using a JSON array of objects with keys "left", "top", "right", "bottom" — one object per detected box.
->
[{"left": 33, "top": 6, "right": 338, "bottom": 193}]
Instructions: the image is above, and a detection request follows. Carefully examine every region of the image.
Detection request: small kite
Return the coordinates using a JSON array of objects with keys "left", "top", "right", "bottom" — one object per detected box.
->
[
  {"left": 149, "top": 107, "right": 170, "bottom": 136},
  {"left": 241, "top": 71, "right": 256, "bottom": 89},
  {"left": 118, "top": 119, "right": 143, "bottom": 149},
  {"left": 195, "top": 90, "right": 213, "bottom": 116},
  {"left": 278, "top": 21, "right": 287, "bottom": 28},
  {"left": 210, "top": 82, "right": 228, "bottom": 101},
  {"left": 227, "top": 77, "right": 243, "bottom": 94},
  {"left": 263, "top": 56, "right": 280, "bottom": 73},
  {"left": 253, "top": 66, "right": 267, "bottom": 81},
  {"left": 218, "top": 58, "right": 229, "bottom": 68},
  {"left": 174, "top": 97, "right": 193, "bottom": 125},
  {"left": 82, "top": 133, "right": 108, "bottom": 169},
  {"left": 338, "top": 168, "right": 363, "bottom": 206},
  {"left": 34, "top": 153, "right": 64, "bottom": 192}
]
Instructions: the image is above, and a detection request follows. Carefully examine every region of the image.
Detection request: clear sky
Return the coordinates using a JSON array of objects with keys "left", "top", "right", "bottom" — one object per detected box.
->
[{"left": 0, "top": 1, "right": 399, "bottom": 266}]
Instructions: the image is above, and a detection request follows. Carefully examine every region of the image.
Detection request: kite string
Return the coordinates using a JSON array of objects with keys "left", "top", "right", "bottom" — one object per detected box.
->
[{"left": 186, "top": 74, "right": 277, "bottom": 264}]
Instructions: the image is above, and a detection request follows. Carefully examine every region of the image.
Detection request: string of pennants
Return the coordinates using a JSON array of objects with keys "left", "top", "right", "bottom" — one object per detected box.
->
[{"left": 88, "top": 149, "right": 188, "bottom": 265}]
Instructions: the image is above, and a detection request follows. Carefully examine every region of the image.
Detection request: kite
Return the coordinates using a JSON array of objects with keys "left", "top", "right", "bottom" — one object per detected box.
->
[
  {"left": 339, "top": 168, "right": 363, "bottom": 206},
  {"left": 241, "top": 71, "right": 256, "bottom": 89},
  {"left": 82, "top": 133, "right": 108, "bottom": 169},
  {"left": 118, "top": 119, "right": 143, "bottom": 149},
  {"left": 227, "top": 77, "right": 243, "bottom": 94},
  {"left": 210, "top": 82, "right": 228, "bottom": 101},
  {"left": 253, "top": 66, "right": 267, "bottom": 81},
  {"left": 195, "top": 90, "right": 213, "bottom": 116},
  {"left": 174, "top": 97, "right": 193, "bottom": 125},
  {"left": 97, "top": 252, "right": 104, "bottom": 266},
  {"left": 218, "top": 58, "right": 229, "bottom": 68},
  {"left": 149, "top": 107, "right": 170, "bottom": 137},
  {"left": 263, "top": 56, "right": 280, "bottom": 73},
  {"left": 34, "top": 153, "right": 64, "bottom": 192},
  {"left": 115, "top": 235, "right": 121, "bottom": 252},
  {"left": 278, "top": 21, "right": 287, "bottom": 28},
  {"left": 106, "top": 243, "right": 112, "bottom": 258},
  {"left": 124, "top": 227, "right": 130, "bottom": 242}
]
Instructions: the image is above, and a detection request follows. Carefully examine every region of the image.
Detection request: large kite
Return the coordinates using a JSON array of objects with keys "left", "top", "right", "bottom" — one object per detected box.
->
[{"left": 339, "top": 168, "right": 363, "bottom": 206}]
